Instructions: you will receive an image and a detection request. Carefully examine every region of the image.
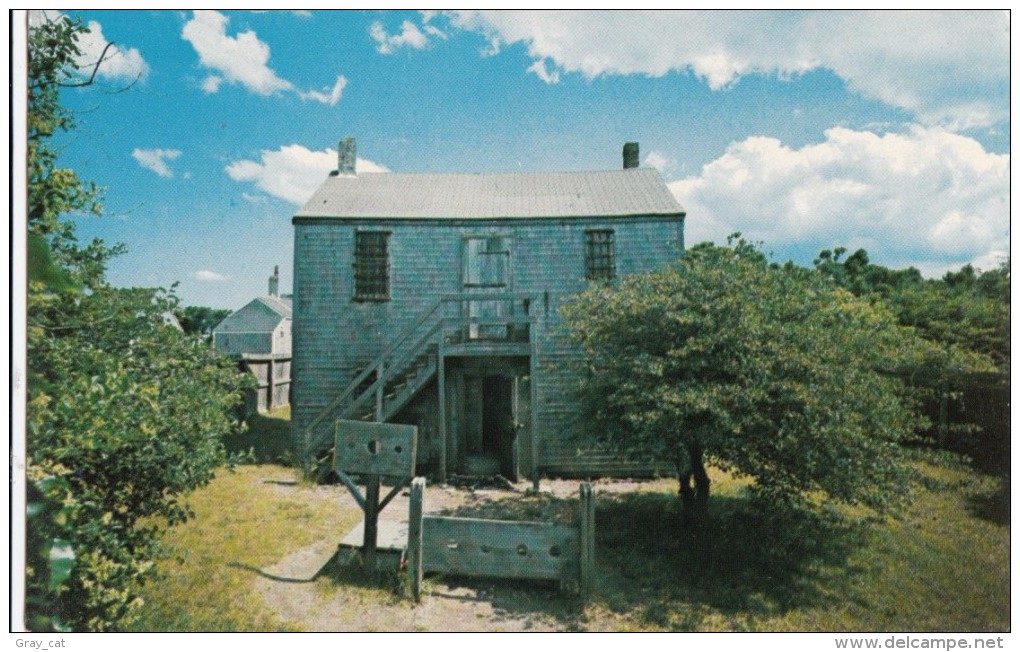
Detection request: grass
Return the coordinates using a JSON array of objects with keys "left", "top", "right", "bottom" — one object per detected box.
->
[
  {"left": 129, "top": 409, "right": 1009, "bottom": 631},
  {"left": 129, "top": 463, "right": 356, "bottom": 631},
  {"left": 130, "top": 405, "right": 354, "bottom": 631},
  {"left": 225, "top": 405, "right": 293, "bottom": 465},
  {"left": 583, "top": 459, "right": 1010, "bottom": 632}
]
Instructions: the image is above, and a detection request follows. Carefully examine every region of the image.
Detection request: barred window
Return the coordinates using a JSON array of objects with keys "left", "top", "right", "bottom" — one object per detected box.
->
[
  {"left": 353, "top": 231, "right": 390, "bottom": 301},
  {"left": 585, "top": 229, "right": 616, "bottom": 281}
]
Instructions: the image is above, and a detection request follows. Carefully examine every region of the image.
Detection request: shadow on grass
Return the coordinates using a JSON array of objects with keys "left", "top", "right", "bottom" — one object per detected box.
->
[
  {"left": 966, "top": 476, "right": 1010, "bottom": 526},
  {"left": 421, "top": 489, "right": 869, "bottom": 630},
  {"left": 227, "top": 411, "right": 293, "bottom": 465},
  {"left": 594, "top": 491, "right": 868, "bottom": 629},
  {"left": 316, "top": 548, "right": 409, "bottom": 595},
  {"left": 226, "top": 561, "right": 318, "bottom": 584}
]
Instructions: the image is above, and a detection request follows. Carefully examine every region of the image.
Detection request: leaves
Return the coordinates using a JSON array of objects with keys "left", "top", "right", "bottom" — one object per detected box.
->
[
  {"left": 563, "top": 239, "right": 928, "bottom": 513},
  {"left": 47, "top": 540, "right": 76, "bottom": 592},
  {"left": 25, "top": 13, "right": 254, "bottom": 632}
]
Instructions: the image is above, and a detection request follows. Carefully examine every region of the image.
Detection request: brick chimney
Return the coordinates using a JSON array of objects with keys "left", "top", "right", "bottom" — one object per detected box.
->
[
  {"left": 337, "top": 137, "right": 357, "bottom": 176},
  {"left": 623, "top": 142, "right": 639, "bottom": 169},
  {"left": 268, "top": 265, "right": 279, "bottom": 297}
]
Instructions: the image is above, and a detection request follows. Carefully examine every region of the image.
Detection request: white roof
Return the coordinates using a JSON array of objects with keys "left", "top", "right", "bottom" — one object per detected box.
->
[
  {"left": 214, "top": 296, "right": 292, "bottom": 334},
  {"left": 295, "top": 168, "right": 684, "bottom": 220},
  {"left": 257, "top": 295, "right": 292, "bottom": 319}
]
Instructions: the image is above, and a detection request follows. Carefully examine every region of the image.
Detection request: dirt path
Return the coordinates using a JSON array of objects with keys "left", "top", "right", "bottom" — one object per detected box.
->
[{"left": 251, "top": 477, "right": 637, "bottom": 632}]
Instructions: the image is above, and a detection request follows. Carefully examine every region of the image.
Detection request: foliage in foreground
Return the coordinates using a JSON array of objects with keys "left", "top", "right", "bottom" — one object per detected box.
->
[
  {"left": 562, "top": 238, "right": 931, "bottom": 516},
  {"left": 25, "top": 13, "right": 251, "bottom": 631}
]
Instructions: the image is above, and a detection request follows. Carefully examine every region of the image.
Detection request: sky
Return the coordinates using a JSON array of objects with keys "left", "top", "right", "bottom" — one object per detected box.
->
[{"left": 22, "top": 9, "right": 1011, "bottom": 310}]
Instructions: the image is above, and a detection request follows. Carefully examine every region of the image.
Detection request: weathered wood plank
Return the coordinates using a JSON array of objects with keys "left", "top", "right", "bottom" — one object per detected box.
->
[
  {"left": 333, "top": 420, "right": 417, "bottom": 477},
  {"left": 408, "top": 478, "right": 425, "bottom": 602},
  {"left": 363, "top": 475, "right": 380, "bottom": 569},
  {"left": 377, "top": 476, "right": 410, "bottom": 512},
  {"left": 339, "top": 519, "right": 408, "bottom": 551},
  {"left": 335, "top": 470, "right": 366, "bottom": 511},
  {"left": 421, "top": 516, "right": 579, "bottom": 581}
]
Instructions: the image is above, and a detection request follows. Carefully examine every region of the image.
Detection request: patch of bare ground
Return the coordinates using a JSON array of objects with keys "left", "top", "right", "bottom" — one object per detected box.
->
[{"left": 252, "top": 474, "right": 669, "bottom": 631}]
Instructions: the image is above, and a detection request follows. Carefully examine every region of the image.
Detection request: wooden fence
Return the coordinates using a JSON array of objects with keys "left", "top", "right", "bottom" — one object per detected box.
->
[{"left": 239, "top": 353, "right": 291, "bottom": 414}]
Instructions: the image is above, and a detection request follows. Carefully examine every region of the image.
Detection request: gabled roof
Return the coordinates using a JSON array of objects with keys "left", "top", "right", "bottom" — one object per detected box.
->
[
  {"left": 214, "top": 296, "right": 291, "bottom": 334},
  {"left": 294, "top": 168, "right": 684, "bottom": 220},
  {"left": 257, "top": 295, "right": 292, "bottom": 319}
]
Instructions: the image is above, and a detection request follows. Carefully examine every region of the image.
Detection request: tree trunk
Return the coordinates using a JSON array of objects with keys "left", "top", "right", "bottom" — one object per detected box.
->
[
  {"left": 690, "top": 442, "right": 710, "bottom": 518},
  {"left": 678, "top": 442, "right": 710, "bottom": 524}
]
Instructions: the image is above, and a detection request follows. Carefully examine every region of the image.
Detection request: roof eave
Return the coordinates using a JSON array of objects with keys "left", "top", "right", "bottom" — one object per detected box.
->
[{"left": 292, "top": 211, "right": 685, "bottom": 224}]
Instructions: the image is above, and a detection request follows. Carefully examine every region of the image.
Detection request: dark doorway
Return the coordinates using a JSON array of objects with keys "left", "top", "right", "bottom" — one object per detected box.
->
[{"left": 482, "top": 376, "right": 517, "bottom": 479}]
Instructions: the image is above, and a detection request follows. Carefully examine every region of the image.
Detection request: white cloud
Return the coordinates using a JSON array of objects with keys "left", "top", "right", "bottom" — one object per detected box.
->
[
  {"left": 182, "top": 10, "right": 294, "bottom": 96},
  {"left": 443, "top": 10, "right": 1008, "bottom": 129},
  {"left": 29, "top": 10, "right": 149, "bottom": 83},
  {"left": 371, "top": 19, "right": 430, "bottom": 54},
  {"left": 182, "top": 11, "right": 350, "bottom": 105},
  {"left": 355, "top": 158, "right": 390, "bottom": 175},
  {"left": 251, "top": 10, "right": 311, "bottom": 18},
  {"left": 669, "top": 127, "right": 1009, "bottom": 274},
  {"left": 225, "top": 145, "right": 390, "bottom": 205},
  {"left": 299, "top": 75, "right": 347, "bottom": 106},
  {"left": 132, "top": 148, "right": 182, "bottom": 178},
  {"left": 193, "top": 270, "right": 228, "bottom": 282},
  {"left": 643, "top": 150, "right": 672, "bottom": 172},
  {"left": 526, "top": 59, "right": 560, "bottom": 84},
  {"left": 201, "top": 75, "right": 223, "bottom": 93}
]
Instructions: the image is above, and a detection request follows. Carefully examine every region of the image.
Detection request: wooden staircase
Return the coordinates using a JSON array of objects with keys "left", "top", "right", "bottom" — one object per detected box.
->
[
  {"left": 347, "top": 345, "right": 439, "bottom": 422},
  {"left": 301, "top": 293, "right": 535, "bottom": 476}
]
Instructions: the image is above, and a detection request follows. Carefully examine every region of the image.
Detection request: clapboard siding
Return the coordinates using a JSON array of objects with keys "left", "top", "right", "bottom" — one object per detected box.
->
[{"left": 293, "top": 214, "right": 684, "bottom": 472}]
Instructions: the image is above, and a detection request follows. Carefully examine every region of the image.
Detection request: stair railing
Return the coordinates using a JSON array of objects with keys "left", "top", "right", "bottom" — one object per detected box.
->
[
  {"left": 304, "top": 292, "right": 536, "bottom": 454},
  {"left": 303, "top": 299, "right": 443, "bottom": 448},
  {"left": 343, "top": 319, "right": 444, "bottom": 423}
]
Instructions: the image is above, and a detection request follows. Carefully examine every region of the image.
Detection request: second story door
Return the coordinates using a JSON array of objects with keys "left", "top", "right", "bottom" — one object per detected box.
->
[{"left": 462, "top": 235, "right": 511, "bottom": 339}]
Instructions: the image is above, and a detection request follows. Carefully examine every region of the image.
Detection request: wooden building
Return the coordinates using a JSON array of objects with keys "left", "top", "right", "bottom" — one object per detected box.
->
[
  {"left": 292, "top": 139, "right": 685, "bottom": 479},
  {"left": 212, "top": 267, "right": 292, "bottom": 412}
]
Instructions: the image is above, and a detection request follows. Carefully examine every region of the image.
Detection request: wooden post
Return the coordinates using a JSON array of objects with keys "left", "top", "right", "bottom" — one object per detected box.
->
[
  {"left": 529, "top": 318, "right": 540, "bottom": 491},
  {"left": 438, "top": 345, "right": 447, "bottom": 483},
  {"left": 267, "top": 358, "right": 275, "bottom": 411},
  {"left": 408, "top": 477, "right": 425, "bottom": 602},
  {"left": 363, "top": 474, "right": 380, "bottom": 570},
  {"left": 578, "top": 482, "right": 594, "bottom": 599},
  {"left": 375, "top": 362, "right": 384, "bottom": 421}
]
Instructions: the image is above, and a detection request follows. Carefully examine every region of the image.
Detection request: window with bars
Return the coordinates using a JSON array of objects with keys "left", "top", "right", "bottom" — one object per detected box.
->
[
  {"left": 353, "top": 231, "right": 390, "bottom": 301},
  {"left": 585, "top": 229, "right": 616, "bottom": 281}
]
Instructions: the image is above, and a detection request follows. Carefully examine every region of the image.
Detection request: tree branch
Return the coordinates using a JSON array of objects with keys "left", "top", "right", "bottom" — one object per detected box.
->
[{"left": 59, "top": 41, "right": 114, "bottom": 88}]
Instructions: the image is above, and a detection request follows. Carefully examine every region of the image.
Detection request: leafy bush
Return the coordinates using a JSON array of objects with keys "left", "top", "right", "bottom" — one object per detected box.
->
[
  {"left": 562, "top": 237, "right": 931, "bottom": 518},
  {"left": 813, "top": 247, "right": 1005, "bottom": 459},
  {"left": 25, "top": 13, "right": 252, "bottom": 631}
]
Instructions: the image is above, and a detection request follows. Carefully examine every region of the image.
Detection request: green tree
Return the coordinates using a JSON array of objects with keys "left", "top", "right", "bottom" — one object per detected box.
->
[
  {"left": 25, "top": 14, "right": 251, "bottom": 631},
  {"left": 176, "top": 305, "right": 232, "bottom": 339},
  {"left": 26, "top": 11, "right": 106, "bottom": 287},
  {"left": 813, "top": 248, "right": 1005, "bottom": 453},
  {"left": 562, "top": 237, "right": 928, "bottom": 521},
  {"left": 813, "top": 249, "right": 1007, "bottom": 373}
]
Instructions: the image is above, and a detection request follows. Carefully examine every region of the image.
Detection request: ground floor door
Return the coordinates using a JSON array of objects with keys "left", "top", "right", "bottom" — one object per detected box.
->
[
  {"left": 445, "top": 358, "right": 530, "bottom": 481},
  {"left": 481, "top": 376, "right": 518, "bottom": 479}
]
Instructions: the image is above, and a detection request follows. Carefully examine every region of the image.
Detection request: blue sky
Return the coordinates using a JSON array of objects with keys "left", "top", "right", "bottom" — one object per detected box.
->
[{"left": 25, "top": 10, "right": 1010, "bottom": 309}]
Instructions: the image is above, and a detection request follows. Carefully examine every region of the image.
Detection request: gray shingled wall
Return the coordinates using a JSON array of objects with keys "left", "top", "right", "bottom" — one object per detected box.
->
[{"left": 292, "top": 215, "right": 684, "bottom": 474}]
